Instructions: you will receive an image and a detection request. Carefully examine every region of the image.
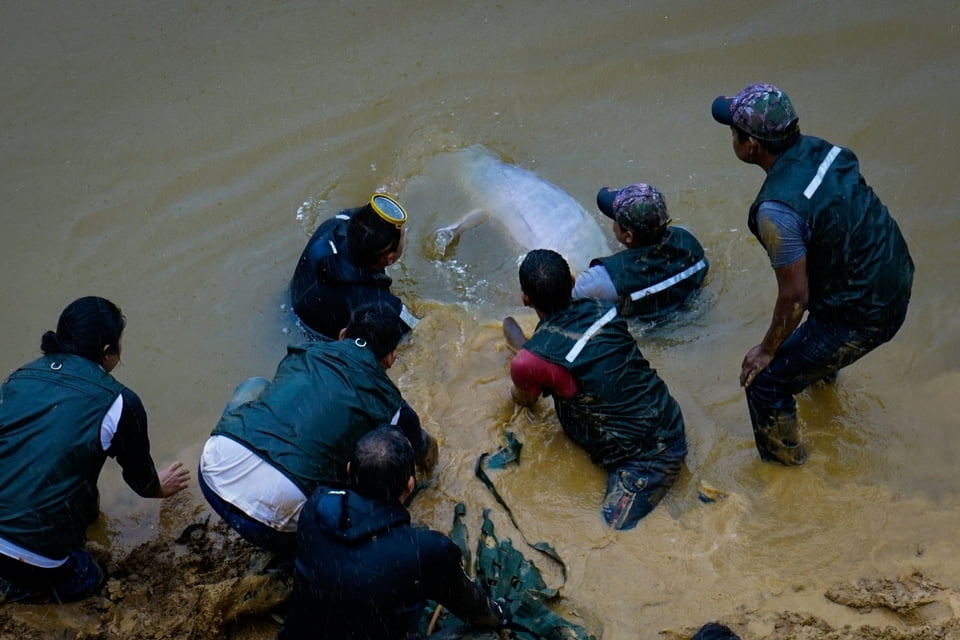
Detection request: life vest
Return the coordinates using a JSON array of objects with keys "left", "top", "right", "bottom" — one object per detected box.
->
[
  {"left": 593, "top": 226, "right": 708, "bottom": 320},
  {"left": 749, "top": 135, "right": 913, "bottom": 324},
  {"left": 523, "top": 298, "right": 684, "bottom": 468},
  {"left": 0, "top": 354, "right": 125, "bottom": 558},
  {"left": 212, "top": 340, "right": 404, "bottom": 496}
]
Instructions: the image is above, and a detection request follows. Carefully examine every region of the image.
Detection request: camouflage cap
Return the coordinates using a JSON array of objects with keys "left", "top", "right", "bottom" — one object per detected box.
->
[
  {"left": 596, "top": 183, "right": 669, "bottom": 235},
  {"left": 711, "top": 83, "right": 799, "bottom": 141}
]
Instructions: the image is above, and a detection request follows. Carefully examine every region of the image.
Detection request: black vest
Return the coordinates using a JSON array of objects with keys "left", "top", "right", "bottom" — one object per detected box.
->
[
  {"left": 594, "top": 226, "right": 708, "bottom": 320},
  {"left": 749, "top": 135, "right": 913, "bottom": 324},
  {"left": 523, "top": 298, "right": 685, "bottom": 468},
  {"left": 0, "top": 354, "right": 125, "bottom": 558}
]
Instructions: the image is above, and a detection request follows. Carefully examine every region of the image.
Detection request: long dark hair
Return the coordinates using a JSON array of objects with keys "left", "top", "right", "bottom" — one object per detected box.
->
[{"left": 40, "top": 296, "right": 126, "bottom": 364}]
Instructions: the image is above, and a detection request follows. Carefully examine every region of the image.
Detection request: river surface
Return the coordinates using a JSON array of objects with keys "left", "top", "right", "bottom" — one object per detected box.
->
[{"left": 2, "top": 2, "right": 959, "bottom": 638}]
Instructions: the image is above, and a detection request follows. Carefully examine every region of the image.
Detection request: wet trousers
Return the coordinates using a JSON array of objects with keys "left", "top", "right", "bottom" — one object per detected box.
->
[
  {"left": 601, "top": 434, "right": 687, "bottom": 530},
  {"left": 746, "top": 303, "right": 908, "bottom": 465}
]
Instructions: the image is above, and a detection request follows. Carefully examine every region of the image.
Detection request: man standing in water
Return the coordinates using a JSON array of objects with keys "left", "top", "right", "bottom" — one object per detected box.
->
[
  {"left": 711, "top": 83, "right": 913, "bottom": 465},
  {"left": 289, "top": 193, "right": 419, "bottom": 340},
  {"left": 503, "top": 249, "right": 686, "bottom": 530}
]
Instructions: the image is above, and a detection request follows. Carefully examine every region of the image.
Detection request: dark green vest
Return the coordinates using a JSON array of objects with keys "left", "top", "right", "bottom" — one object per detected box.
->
[
  {"left": 0, "top": 354, "right": 125, "bottom": 558},
  {"left": 594, "top": 226, "right": 708, "bottom": 321},
  {"left": 749, "top": 135, "right": 913, "bottom": 324},
  {"left": 212, "top": 340, "right": 404, "bottom": 496},
  {"left": 523, "top": 298, "right": 684, "bottom": 468}
]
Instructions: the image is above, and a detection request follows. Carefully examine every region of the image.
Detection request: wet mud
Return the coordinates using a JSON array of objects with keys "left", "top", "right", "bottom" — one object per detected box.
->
[{"left": 2, "top": 506, "right": 959, "bottom": 640}]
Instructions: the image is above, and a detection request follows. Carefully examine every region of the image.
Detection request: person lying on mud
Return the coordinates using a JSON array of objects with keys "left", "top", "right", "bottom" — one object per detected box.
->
[
  {"left": 0, "top": 297, "right": 190, "bottom": 603},
  {"left": 278, "top": 425, "right": 509, "bottom": 640},
  {"left": 198, "top": 304, "right": 437, "bottom": 560},
  {"left": 503, "top": 249, "right": 687, "bottom": 530},
  {"left": 289, "top": 192, "right": 419, "bottom": 340},
  {"left": 573, "top": 182, "right": 708, "bottom": 322},
  {"left": 711, "top": 83, "right": 913, "bottom": 465}
]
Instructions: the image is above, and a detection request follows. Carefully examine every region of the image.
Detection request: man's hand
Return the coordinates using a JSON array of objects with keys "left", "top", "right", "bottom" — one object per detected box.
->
[
  {"left": 740, "top": 345, "right": 774, "bottom": 387},
  {"left": 157, "top": 461, "right": 190, "bottom": 498}
]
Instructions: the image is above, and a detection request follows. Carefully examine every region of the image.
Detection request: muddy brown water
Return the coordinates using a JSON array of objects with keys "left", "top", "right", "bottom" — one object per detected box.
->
[{"left": 2, "top": 2, "right": 959, "bottom": 639}]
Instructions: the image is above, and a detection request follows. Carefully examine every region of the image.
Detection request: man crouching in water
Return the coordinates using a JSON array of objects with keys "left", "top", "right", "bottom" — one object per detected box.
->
[{"left": 503, "top": 249, "right": 687, "bottom": 530}]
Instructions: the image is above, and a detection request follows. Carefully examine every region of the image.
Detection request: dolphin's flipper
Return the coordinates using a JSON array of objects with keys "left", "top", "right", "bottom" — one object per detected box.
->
[{"left": 432, "top": 208, "right": 488, "bottom": 258}]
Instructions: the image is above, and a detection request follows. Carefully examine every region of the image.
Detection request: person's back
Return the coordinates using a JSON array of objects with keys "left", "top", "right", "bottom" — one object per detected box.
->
[
  {"left": 749, "top": 134, "right": 912, "bottom": 324},
  {"left": 522, "top": 296, "right": 683, "bottom": 468},
  {"left": 575, "top": 183, "right": 708, "bottom": 322},
  {"left": 212, "top": 339, "right": 404, "bottom": 493},
  {"left": 289, "top": 194, "right": 417, "bottom": 339},
  {"left": 0, "top": 297, "right": 188, "bottom": 603},
  {"left": 279, "top": 427, "right": 503, "bottom": 640},
  {"left": 0, "top": 352, "right": 125, "bottom": 558}
]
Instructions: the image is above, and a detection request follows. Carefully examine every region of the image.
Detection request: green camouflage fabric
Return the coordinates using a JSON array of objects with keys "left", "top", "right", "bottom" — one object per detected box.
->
[
  {"left": 612, "top": 183, "right": 670, "bottom": 235},
  {"left": 720, "top": 83, "right": 799, "bottom": 141},
  {"left": 420, "top": 506, "right": 596, "bottom": 640}
]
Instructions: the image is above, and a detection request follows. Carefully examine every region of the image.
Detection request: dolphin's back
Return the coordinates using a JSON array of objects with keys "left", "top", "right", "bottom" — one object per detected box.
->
[{"left": 454, "top": 145, "right": 611, "bottom": 273}]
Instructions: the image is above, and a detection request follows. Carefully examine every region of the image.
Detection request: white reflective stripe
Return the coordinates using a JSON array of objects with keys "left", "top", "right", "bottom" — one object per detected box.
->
[
  {"left": 399, "top": 304, "right": 419, "bottom": 329},
  {"left": 327, "top": 239, "right": 338, "bottom": 254},
  {"left": 0, "top": 536, "right": 68, "bottom": 568},
  {"left": 565, "top": 307, "right": 618, "bottom": 363},
  {"left": 335, "top": 214, "right": 351, "bottom": 220},
  {"left": 628, "top": 258, "right": 708, "bottom": 302},
  {"left": 803, "top": 145, "right": 842, "bottom": 199}
]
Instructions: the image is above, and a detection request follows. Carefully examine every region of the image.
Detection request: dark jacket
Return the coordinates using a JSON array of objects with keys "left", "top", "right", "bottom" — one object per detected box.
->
[
  {"left": 212, "top": 340, "right": 425, "bottom": 497},
  {"left": 289, "top": 211, "right": 410, "bottom": 339},
  {"left": 279, "top": 487, "right": 500, "bottom": 640}
]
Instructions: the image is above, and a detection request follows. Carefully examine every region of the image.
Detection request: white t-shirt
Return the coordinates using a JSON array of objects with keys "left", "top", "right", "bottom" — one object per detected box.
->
[{"left": 200, "top": 435, "right": 307, "bottom": 532}]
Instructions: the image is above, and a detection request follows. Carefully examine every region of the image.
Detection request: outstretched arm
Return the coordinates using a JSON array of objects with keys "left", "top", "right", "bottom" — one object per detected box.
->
[{"left": 108, "top": 389, "right": 190, "bottom": 498}]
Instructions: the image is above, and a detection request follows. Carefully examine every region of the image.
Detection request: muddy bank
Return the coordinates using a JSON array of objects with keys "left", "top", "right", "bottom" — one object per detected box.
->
[
  {"left": 0, "top": 514, "right": 290, "bottom": 640},
  {"left": 2, "top": 506, "right": 959, "bottom": 640}
]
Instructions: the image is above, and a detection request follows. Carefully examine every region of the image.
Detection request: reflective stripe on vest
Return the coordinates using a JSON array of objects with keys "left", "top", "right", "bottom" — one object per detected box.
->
[
  {"left": 627, "top": 258, "right": 708, "bottom": 302},
  {"left": 803, "top": 145, "right": 842, "bottom": 199},
  {"left": 565, "top": 306, "right": 618, "bottom": 363}
]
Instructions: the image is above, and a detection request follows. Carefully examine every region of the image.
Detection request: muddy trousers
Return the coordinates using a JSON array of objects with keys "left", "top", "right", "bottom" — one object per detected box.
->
[{"left": 745, "top": 305, "right": 908, "bottom": 465}]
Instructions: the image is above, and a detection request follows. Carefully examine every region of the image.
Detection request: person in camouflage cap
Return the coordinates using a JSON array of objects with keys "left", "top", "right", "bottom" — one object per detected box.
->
[
  {"left": 573, "top": 182, "right": 709, "bottom": 322},
  {"left": 711, "top": 82, "right": 799, "bottom": 142},
  {"left": 711, "top": 83, "right": 914, "bottom": 466}
]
